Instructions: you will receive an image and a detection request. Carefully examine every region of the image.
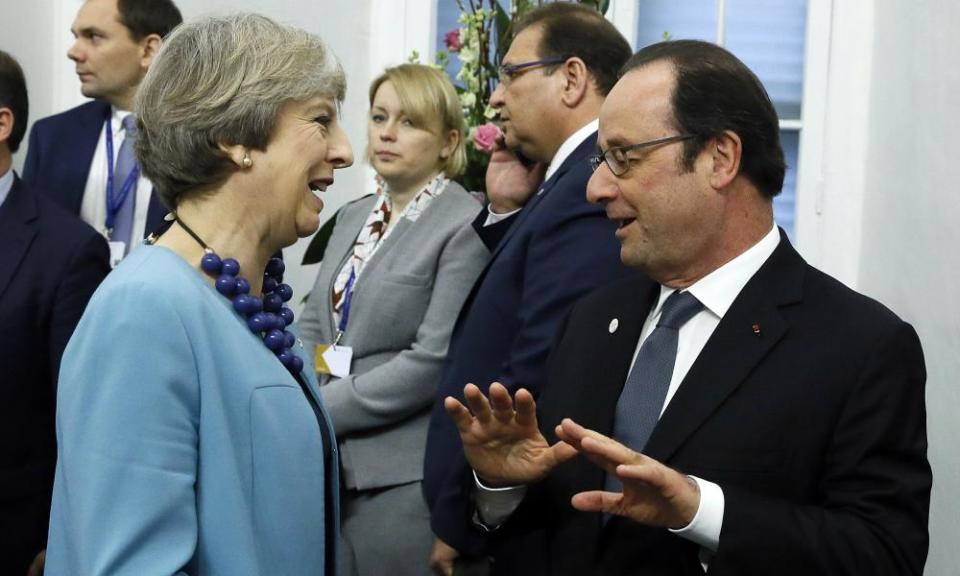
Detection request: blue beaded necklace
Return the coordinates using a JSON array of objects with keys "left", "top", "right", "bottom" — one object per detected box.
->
[{"left": 166, "top": 217, "right": 304, "bottom": 375}]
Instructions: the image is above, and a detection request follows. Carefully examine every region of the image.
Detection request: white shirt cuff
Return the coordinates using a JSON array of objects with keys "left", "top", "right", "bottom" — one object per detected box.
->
[
  {"left": 483, "top": 205, "right": 521, "bottom": 226},
  {"left": 668, "top": 475, "right": 723, "bottom": 552},
  {"left": 473, "top": 470, "right": 527, "bottom": 528}
]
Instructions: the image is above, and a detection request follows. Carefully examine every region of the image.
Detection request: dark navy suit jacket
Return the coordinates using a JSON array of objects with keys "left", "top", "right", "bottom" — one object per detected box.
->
[
  {"left": 22, "top": 101, "right": 166, "bottom": 235},
  {"left": 488, "top": 231, "right": 930, "bottom": 575},
  {"left": 423, "top": 131, "right": 634, "bottom": 554},
  {"left": 0, "top": 176, "right": 109, "bottom": 573}
]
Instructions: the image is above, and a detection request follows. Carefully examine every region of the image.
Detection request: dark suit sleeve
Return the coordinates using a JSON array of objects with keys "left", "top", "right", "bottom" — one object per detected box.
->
[
  {"left": 711, "top": 322, "right": 930, "bottom": 575},
  {"left": 471, "top": 205, "right": 517, "bottom": 251},
  {"left": 494, "top": 202, "right": 623, "bottom": 397},
  {"left": 47, "top": 231, "right": 110, "bottom": 388},
  {"left": 22, "top": 123, "right": 42, "bottom": 187}
]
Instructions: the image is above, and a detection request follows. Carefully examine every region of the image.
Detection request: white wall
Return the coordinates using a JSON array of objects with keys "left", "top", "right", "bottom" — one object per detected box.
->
[
  {"left": 800, "top": 1, "right": 960, "bottom": 572},
  {"left": 855, "top": 2, "right": 960, "bottom": 573}
]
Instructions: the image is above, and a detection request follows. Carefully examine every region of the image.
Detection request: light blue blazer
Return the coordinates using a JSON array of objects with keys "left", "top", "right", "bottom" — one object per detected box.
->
[{"left": 45, "top": 245, "right": 338, "bottom": 575}]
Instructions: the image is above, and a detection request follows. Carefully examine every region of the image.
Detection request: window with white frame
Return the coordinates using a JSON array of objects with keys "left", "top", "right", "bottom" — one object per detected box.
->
[
  {"left": 435, "top": 0, "right": 807, "bottom": 236},
  {"left": 635, "top": 0, "right": 807, "bottom": 237}
]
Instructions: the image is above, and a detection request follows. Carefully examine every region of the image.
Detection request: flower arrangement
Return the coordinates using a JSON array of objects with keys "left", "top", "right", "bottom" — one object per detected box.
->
[{"left": 434, "top": 0, "right": 609, "bottom": 192}]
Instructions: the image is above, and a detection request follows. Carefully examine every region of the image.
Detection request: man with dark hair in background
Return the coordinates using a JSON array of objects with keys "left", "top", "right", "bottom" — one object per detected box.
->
[
  {"left": 423, "top": 4, "right": 633, "bottom": 573},
  {"left": 444, "top": 40, "right": 930, "bottom": 575},
  {"left": 23, "top": 0, "right": 182, "bottom": 266},
  {"left": 0, "top": 49, "right": 109, "bottom": 576}
]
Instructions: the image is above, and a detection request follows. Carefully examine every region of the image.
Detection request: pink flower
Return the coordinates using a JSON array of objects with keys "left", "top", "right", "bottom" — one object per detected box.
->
[
  {"left": 444, "top": 29, "right": 461, "bottom": 52},
  {"left": 472, "top": 123, "right": 502, "bottom": 154}
]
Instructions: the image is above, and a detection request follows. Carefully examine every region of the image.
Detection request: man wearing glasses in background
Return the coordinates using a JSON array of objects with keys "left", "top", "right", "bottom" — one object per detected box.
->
[
  {"left": 423, "top": 4, "right": 633, "bottom": 574},
  {"left": 442, "top": 40, "right": 931, "bottom": 575}
]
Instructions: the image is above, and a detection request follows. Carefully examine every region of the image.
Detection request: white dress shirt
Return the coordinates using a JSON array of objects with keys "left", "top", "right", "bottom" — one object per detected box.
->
[
  {"left": 79, "top": 107, "right": 154, "bottom": 249},
  {"left": 475, "top": 223, "right": 782, "bottom": 560},
  {"left": 483, "top": 119, "right": 599, "bottom": 225},
  {"left": 0, "top": 167, "right": 13, "bottom": 208}
]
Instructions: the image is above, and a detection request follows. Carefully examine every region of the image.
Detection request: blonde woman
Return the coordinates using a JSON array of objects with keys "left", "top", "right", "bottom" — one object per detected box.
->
[{"left": 298, "top": 64, "right": 488, "bottom": 575}]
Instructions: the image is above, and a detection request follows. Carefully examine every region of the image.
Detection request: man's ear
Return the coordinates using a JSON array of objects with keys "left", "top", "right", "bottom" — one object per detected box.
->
[
  {"left": 709, "top": 130, "right": 742, "bottom": 190},
  {"left": 559, "top": 57, "right": 590, "bottom": 108},
  {"left": 140, "top": 33, "right": 163, "bottom": 69},
  {"left": 0, "top": 107, "right": 14, "bottom": 145}
]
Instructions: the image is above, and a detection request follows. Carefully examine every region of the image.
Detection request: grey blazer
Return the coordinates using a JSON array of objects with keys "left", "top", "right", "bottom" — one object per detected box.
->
[{"left": 298, "top": 181, "right": 488, "bottom": 491}]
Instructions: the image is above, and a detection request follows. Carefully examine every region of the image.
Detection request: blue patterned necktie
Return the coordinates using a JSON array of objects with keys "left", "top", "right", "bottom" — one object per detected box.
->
[
  {"left": 606, "top": 290, "right": 704, "bottom": 491},
  {"left": 110, "top": 114, "right": 138, "bottom": 252}
]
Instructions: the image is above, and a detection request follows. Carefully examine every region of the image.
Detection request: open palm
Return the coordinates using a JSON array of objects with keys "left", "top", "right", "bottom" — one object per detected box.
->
[{"left": 444, "top": 382, "right": 576, "bottom": 486}]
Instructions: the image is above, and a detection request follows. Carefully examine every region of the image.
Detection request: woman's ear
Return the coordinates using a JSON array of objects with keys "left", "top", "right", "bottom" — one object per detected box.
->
[
  {"left": 218, "top": 143, "right": 250, "bottom": 169},
  {"left": 439, "top": 128, "right": 460, "bottom": 161}
]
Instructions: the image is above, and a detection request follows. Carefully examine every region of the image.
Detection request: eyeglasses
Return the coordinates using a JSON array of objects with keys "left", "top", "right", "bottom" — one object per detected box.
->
[
  {"left": 589, "top": 134, "right": 695, "bottom": 176},
  {"left": 497, "top": 57, "right": 566, "bottom": 87}
]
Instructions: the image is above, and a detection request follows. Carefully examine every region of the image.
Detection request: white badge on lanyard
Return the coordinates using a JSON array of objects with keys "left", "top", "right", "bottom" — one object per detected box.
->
[
  {"left": 108, "top": 241, "right": 126, "bottom": 268},
  {"left": 315, "top": 341, "right": 353, "bottom": 377}
]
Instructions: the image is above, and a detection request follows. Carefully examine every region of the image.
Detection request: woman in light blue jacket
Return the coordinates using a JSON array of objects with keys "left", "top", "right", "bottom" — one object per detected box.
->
[
  {"left": 298, "top": 65, "right": 488, "bottom": 575},
  {"left": 45, "top": 14, "right": 353, "bottom": 575}
]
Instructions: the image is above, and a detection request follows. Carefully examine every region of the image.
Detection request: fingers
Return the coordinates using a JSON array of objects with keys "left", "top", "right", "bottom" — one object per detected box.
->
[
  {"left": 548, "top": 439, "right": 579, "bottom": 466},
  {"left": 463, "top": 383, "right": 492, "bottom": 423},
  {"left": 489, "top": 382, "right": 516, "bottom": 424},
  {"left": 514, "top": 388, "right": 537, "bottom": 427},
  {"left": 559, "top": 419, "right": 641, "bottom": 466},
  {"left": 443, "top": 396, "right": 474, "bottom": 432},
  {"left": 570, "top": 489, "right": 623, "bottom": 514},
  {"left": 615, "top": 463, "right": 663, "bottom": 484},
  {"left": 449, "top": 382, "right": 529, "bottom": 427}
]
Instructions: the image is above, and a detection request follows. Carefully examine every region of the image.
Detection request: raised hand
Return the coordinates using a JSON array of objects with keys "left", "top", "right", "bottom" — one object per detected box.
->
[
  {"left": 444, "top": 382, "right": 577, "bottom": 487},
  {"left": 485, "top": 136, "right": 546, "bottom": 214},
  {"left": 556, "top": 419, "right": 701, "bottom": 530}
]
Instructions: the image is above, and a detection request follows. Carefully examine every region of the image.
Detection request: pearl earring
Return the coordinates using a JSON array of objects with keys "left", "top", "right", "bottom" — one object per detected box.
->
[{"left": 242, "top": 154, "right": 253, "bottom": 168}]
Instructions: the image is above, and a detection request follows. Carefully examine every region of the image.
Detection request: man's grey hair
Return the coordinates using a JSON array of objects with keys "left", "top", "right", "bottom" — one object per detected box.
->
[{"left": 134, "top": 13, "right": 346, "bottom": 208}]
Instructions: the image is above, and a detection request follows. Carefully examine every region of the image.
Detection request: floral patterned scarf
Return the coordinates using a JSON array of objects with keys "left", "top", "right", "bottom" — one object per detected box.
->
[{"left": 331, "top": 173, "right": 450, "bottom": 324}]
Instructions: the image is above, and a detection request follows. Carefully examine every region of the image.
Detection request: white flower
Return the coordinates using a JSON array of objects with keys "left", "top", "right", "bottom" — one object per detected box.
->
[{"left": 459, "top": 92, "right": 477, "bottom": 109}]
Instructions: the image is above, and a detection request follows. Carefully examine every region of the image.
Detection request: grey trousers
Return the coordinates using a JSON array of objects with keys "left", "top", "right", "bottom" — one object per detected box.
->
[{"left": 338, "top": 480, "right": 434, "bottom": 576}]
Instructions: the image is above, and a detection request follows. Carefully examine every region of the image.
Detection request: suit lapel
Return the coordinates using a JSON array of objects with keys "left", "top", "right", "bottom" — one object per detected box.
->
[
  {"left": 64, "top": 102, "right": 110, "bottom": 213},
  {"left": 644, "top": 233, "right": 805, "bottom": 463},
  {"left": 581, "top": 279, "right": 660, "bottom": 437},
  {"left": 0, "top": 178, "right": 39, "bottom": 301},
  {"left": 486, "top": 132, "right": 597, "bottom": 264},
  {"left": 322, "top": 196, "right": 379, "bottom": 340}
]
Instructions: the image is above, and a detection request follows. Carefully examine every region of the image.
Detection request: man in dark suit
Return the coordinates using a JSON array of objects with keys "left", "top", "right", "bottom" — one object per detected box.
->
[
  {"left": 0, "top": 50, "right": 110, "bottom": 576},
  {"left": 22, "top": 0, "right": 181, "bottom": 265},
  {"left": 443, "top": 40, "right": 930, "bottom": 575},
  {"left": 423, "top": 5, "right": 634, "bottom": 572}
]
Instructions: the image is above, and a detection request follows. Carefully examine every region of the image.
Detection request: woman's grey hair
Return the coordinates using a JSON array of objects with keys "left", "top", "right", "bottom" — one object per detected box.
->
[{"left": 134, "top": 13, "right": 346, "bottom": 208}]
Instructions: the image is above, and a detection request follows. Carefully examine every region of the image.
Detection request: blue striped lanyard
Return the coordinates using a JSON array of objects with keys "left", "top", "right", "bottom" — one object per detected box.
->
[
  {"left": 334, "top": 268, "right": 357, "bottom": 346},
  {"left": 103, "top": 117, "right": 140, "bottom": 233}
]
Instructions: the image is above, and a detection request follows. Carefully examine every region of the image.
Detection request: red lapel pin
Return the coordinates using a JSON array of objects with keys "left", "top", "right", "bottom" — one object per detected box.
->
[{"left": 751, "top": 323, "right": 761, "bottom": 335}]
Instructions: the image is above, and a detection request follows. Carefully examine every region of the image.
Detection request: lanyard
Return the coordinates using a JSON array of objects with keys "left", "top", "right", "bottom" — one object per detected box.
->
[
  {"left": 334, "top": 268, "right": 357, "bottom": 345},
  {"left": 103, "top": 117, "right": 140, "bottom": 233}
]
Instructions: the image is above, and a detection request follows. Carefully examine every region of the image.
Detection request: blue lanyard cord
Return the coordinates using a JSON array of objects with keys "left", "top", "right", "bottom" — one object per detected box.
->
[
  {"left": 103, "top": 117, "right": 141, "bottom": 231},
  {"left": 337, "top": 268, "right": 357, "bottom": 335}
]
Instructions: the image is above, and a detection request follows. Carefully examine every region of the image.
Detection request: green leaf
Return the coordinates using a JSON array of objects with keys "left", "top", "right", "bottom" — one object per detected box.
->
[
  {"left": 301, "top": 207, "right": 341, "bottom": 265},
  {"left": 493, "top": 1, "right": 511, "bottom": 62}
]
